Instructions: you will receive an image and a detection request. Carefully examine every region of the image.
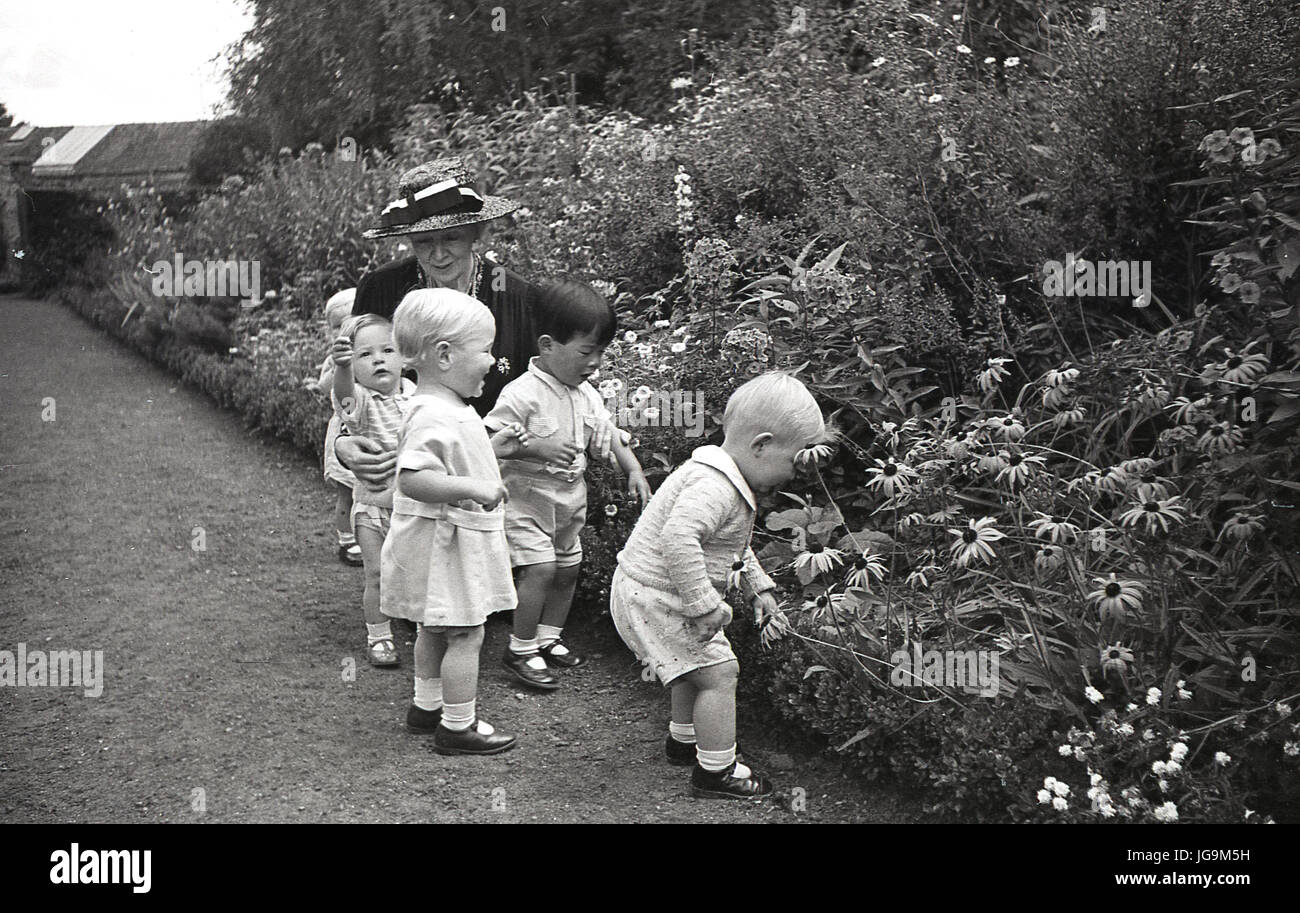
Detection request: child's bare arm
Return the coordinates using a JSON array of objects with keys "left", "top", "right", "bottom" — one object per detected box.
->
[
  {"left": 610, "top": 431, "right": 651, "bottom": 506},
  {"left": 400, "top": 469, "right": 506, "bottom": 509},
  {"left": 331, "top": 336, "right": 356, "bottom": 412}
]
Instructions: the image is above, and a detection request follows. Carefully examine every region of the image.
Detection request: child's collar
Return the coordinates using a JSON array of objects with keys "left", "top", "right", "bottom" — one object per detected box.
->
[
  {"left": 527, "top": 356, "right": 578, "bottom": 393},
  {"left": 690, "top": 445, "right": 757, "bottom": 511}
]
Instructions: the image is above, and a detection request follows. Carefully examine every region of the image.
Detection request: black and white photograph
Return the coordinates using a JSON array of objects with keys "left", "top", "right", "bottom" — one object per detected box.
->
[{"left": 0, "top": 0, "right": 1295, "bottom": 865}]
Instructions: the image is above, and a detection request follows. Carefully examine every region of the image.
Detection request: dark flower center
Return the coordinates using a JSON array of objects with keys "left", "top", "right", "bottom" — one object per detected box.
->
[
  {"left": 1105, "top": 583, "right": 1121, "bottom": 598},
  {"left": 815, "top": 596, "right": 828, "bottom": 608},
  {"left": 1142, "top": 472, "right": 1158, "bottom": 484},
  {"left": 1144, "top": 501, "right": 1160, "bottom": 512},
  {"left": 883, "top": 463, "right": 898, "bottom": 476},
  {"left": 731, "top": 560, "right": 745, "bottom": 571},
  {"left": 1003, "top": 418, "right": 1016, "bottom": 426},
  {"left": 1226, "top": 356, "right": 1243, "bottom": 369},
  {"left": 1008, "top": 454, "right": 1023, "bottom": 466},
  {"left": 962, "top": 529, "right": 978, "bottom": 543},
  {"left": 809, "top": 543, "right": 824, "bottom": 554},
  {"left": 1211, "top": 426, "right": 1225, "bottom": 436}
]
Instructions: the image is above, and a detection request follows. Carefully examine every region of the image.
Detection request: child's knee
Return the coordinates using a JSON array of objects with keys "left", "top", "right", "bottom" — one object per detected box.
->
[
  {"left": 445, "top": 624, "right": 485, "bottom": 648},
  {"left": 689, "top": 660, "right": 739, "bottom": 692}
]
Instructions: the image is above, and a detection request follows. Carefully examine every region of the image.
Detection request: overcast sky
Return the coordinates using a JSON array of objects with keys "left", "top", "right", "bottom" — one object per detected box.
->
[{"left": 0, "top": 0, "right": 254, "bottom": 125}]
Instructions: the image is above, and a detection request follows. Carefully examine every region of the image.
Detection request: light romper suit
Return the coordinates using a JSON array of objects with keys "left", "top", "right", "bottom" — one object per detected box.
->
[{"left": 380, "top": 394, "right": 517, "bottom": 627}]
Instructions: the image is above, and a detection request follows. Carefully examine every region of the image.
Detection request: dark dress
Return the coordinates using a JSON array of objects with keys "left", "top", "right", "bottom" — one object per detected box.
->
[{"left": 353, "top": 256, "right": 539, "bottom": 416}]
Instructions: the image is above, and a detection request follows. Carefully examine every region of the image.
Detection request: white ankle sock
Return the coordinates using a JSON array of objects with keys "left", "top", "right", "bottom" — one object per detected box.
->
[
  {"left": 509, "top": 635, "right": 548, "bottom": 670},
  {"left": 441, "top": 699, "right": 475, "bottom": 732},
  {"left": 536, "top": 624, "right": 564, "bottom": 649},
  {"left": 413, "top": 677, "right": 442, "bottom": 711},
  {"left": 696, "top": 744, "right": 738, "bottom": 773},
  {"left": 338, "top": 531, "right": 356, "bottom": 546},
  {"left": 669, "top": 722, "right": 697, "bottom": 744},
  {"left": 366, "top": 622, "right": 392, "bottom": 644}
]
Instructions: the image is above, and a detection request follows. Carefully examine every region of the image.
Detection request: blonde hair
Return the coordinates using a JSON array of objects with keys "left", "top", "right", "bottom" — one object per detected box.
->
[
  {"left": 324, "top": 288, "right": 356, "bottom": 330},
  {"left": 392, "top": 288, "right": 495, "bottom": 363},
  {"left": 340, "top": 313, "right": 391, "bottom": 344},
  {"left": 723, "top": 372, "right": 825, "bottom": 446}
]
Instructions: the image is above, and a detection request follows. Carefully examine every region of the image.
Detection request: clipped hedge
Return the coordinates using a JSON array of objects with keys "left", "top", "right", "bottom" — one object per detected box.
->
[{"left": 56, "top": 284, "right": 331, "bottom": 462}]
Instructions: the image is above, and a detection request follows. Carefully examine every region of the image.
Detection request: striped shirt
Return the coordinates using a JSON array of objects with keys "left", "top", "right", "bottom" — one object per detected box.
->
[{"left": 334, "top": 379, "right": 415, "bottom": 508}]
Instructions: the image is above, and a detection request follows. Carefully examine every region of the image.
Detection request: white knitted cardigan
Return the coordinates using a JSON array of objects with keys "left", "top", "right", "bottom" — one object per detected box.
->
[{"left": 615, "top": 445, "right": 776, "bottom": 617}]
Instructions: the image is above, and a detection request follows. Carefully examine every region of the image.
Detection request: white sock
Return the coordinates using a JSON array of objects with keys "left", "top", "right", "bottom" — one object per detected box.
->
[
  {"left": 413, "top": 677, "right": 442, "bottom": 711},
  {"left": 536, "top": 624, "right": 564, "bottom": 648},
  {"left": 509, "top": 635, "right": 549, "bottom": 670},
  {"left": 338, "top": 531, "right": 356, "bottom": 546},
  {"left": 697, "top": 744, "right": 744, "bottom": 775},
  {"left": 366, "top": 622, "right": 392, "bottom": 645},
  {"left": 441, "top": 699, "right": 475, "bottom": 732},
  {"left": 668, "top": 721, "right": 696, "bottom": 744}
]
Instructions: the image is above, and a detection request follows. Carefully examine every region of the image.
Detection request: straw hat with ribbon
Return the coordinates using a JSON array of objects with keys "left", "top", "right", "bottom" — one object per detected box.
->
[{"left": 363, "top": 157, "right": 519, "bottom": 239}]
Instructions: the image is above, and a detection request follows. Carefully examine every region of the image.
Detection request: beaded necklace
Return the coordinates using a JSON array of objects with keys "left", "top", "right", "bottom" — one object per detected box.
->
[{"left": 419, "top": 253, "right": 482, "bottom": 300}]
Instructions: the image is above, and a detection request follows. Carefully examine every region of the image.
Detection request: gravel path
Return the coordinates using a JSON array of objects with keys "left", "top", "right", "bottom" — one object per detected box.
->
[{"left": 0, "top": 294, "right": 920, "bottom": 823}]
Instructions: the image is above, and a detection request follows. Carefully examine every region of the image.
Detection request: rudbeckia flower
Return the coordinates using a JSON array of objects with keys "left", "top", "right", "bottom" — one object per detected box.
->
[
  {"left": 1218, "top": 512, "right": 1263, "bottom": 543},
  {"left": 1197, "top": 421, "right": 1242, "bottom": 455},
  {"left": 977, "top": 357, "right": 1012, "bottom": 394},
  {"left": 949, "top": 517, "right": 1006, "bottom": 567},
  {"left": 792, "top": 544, "right": 845, "bottom": 578},
  {"left": 1119, "top": 496, "right": 1186, "bottom": 535},
  {"left": 1053, "top": 407, "right": 1086, "bottom": 427},
  {"left": 996, "top": 450, "right": 1046, "bottom": 489},
  {"left": 1099, "top": 642, "right": 1134, "bottom": 677},
  {"left": 1028, "top": 515, "right": 1080, "bottom": 544},
  {"left": 1043, "top": 366, "right": 1079, "bottom": 388},
  {"left": 1088, "top": 573, "right": 1145, "bottom": 622},
  {"left": 846, "top": 551, "right": 887, "bottom": 589},
  {"left": 1035, "top": 545, "right": 1066, "bottom": 574},
  {"left": 1165, "top": 395, "right": 1211, "bottom": 425},
  {"left": 865, "top": 458, "right": 919, "bottom": 497},
  {"left": 988, "top": 414, "right": 1026, "bottom": 442},
  {"left": 1217, "top": 350, "right": 1269, "bottom": 386},
  {"left": 726, "top": 556, "right": 745, "bottom": 591}
]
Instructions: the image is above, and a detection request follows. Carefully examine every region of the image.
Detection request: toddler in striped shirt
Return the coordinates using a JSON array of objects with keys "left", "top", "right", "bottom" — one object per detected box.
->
[{"left": 332, "top": 314, "right": 415, "bottom": 667}]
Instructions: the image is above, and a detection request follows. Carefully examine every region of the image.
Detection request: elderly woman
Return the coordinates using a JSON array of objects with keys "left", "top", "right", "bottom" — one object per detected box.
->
[{"left": 336, "top": 157, "right": 552, "bottom": 483}]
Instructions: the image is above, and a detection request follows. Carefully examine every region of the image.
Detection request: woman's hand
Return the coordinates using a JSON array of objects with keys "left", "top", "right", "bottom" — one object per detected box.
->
[
  {"left": 626, "top": 468, "right": 651, "bottom": 507},
  {"left": 335, "top": 434, "right": 395, "bottom": 490},
  {"left": 331, "top": 335, "right": 353, "bottom": 366},
  {"left": 490, "top": 422, "right": 530, "bottom": 457}
]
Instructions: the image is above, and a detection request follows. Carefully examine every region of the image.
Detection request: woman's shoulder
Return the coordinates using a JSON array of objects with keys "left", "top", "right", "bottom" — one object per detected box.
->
[{"left": 355, "top": 257, "right": 421, "bottom": 317}]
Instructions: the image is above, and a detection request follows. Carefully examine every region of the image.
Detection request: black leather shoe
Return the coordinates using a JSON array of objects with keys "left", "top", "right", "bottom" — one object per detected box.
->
[
  {"left": 433, "top": 720, "right": 517, "bottom": 756},
  {"left": 690, "top": 762, "right": 772, "bottom": 800},
  {"left": 538, "top": 637, "right": 585, "bottom": 668},
  {"left": 337, "top": 542, "right": 363, "bottom": 566},
  {"left": 502, "top": 648, "right": 560, "bottom": 690},
  {"left": 406, "top": 703, "right": 442, "bottom": 734},
  {"left": 666, "top": 736, "right": 747, "bottom": 767}
]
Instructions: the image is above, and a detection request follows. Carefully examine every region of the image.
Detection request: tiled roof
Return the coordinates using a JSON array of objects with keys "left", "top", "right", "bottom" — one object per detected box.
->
[
  {"left": 2, "top": 121, "right": 209, "bottom": 180},
  {"left": 71, "top": 121, "right": 210, "bottom": 178},
  {"left": 31, "top": 125, "right": 115, "bottom": 175},
  {"left": 0, "top": 125, "right": 74, "bottom": 165}
]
